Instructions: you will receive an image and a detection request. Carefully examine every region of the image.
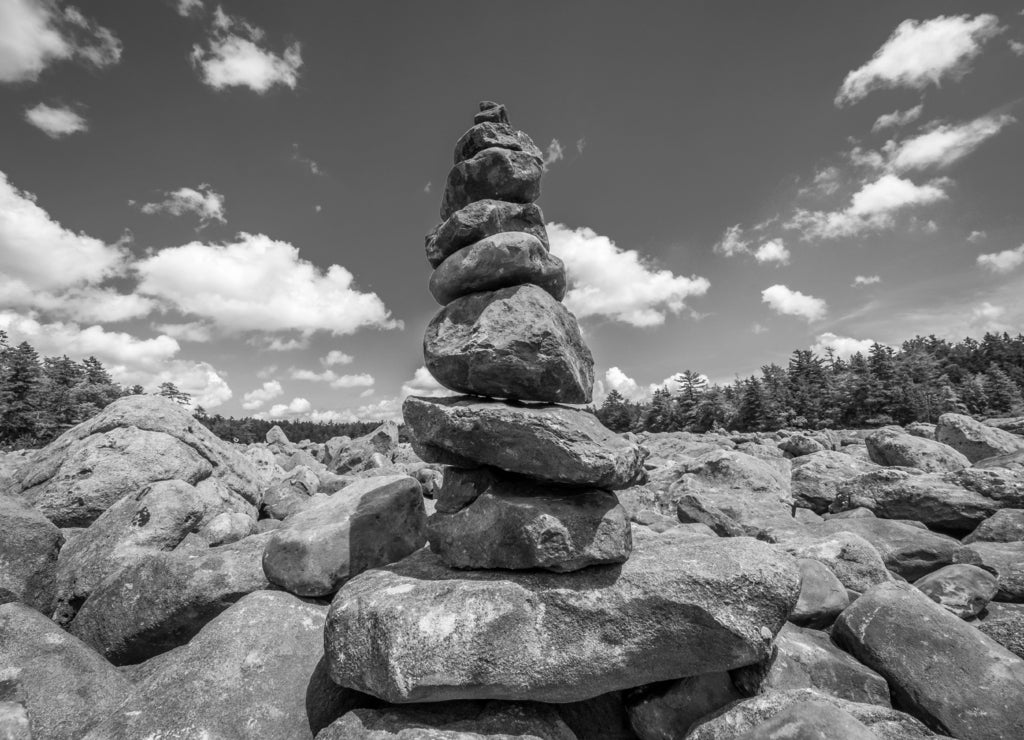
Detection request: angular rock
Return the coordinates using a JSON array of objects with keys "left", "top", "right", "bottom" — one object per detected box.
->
[
  {"left": 732, "top": 700, "right": 883, "bottom": 740},
  {"left": 453, "top": 121, "right": 543, "bottom": 164},
  {"left": 425, "top": 284, "right": 594, "bottom": 404},
  {"left": 936, "top": 412, "right": 1024, "bottom": 463},
  {"left": 0, "top": 494, "right": 63, "bottom": 614},
  {"left": 778, "top": 434, "right": 825, "bottom": 458},
  {"left": 906, "top": 422, "right": 937, "bottom": 439},
  {"left": 774, "top": 531, "right": 892, "bottom": 594},
  {"left": 975, "top": 602, "right": 1024, "bottom": 659},
  {"left": 0, "top": 702, "right": 30, "bottom": 740},
  {"left": 426, "top": 200, "right": 548, "bottom": 269},
  {"left": 676, "top": 492, "right": 757, "bottom": 538},
  {"left": 556, "top": 692, "right": 635, "bottom": 740},
  {"left": 954, "top": 541, "right": 1024, "bottom": 601},
  {"left": 964, "top": 508, "right": 1024, "bottom": 544},
  {"left": 197, "top": 511, "right": 256, "bottom": 545},
  {"left": 262, "top": 475, "right": 426, "bottom": 597},
  {"left": 429, "top": 231, "right": 566, "bottom": 306},
  {"left": 261, "top": 465, "right": 319, "bottom": 519},
  {"left": 791, "top": 451, "right": 880, "bottom": 514},
  {"left": 789, "top": 557, "right": 849, "bottom": 628},
  {"left": 404, "top": 395, "right": 647, "bottom": 489},
  {"left": 914, "top": 563, "right": 999, "bottom": 618},
  {"left": 83, "top": 591, "right": 361, "bottom": 740},
  {"left": 325, "top": 531, "right": 800, "bottom": 703},
  {"left": 811, "top": 518, "right": 960, "bottom": 581},
  {"left": 625, "top": 672, "right": 742, "bottom": 740},
  {"left": 441, "top": 147, "right": 542, "bottom": 220},
  {"left": 833, "top": 580, "right": 1024, "bottom": 739},
  {"left": 266, "top": 424, "right": 290, "bottom": 446},
  {"left": 866, "top": 427, "right": 970, "bottom": 472},
  {"left": 427, "top": 470, "right": 630, "bottom": 572},
  {"left": 474, "top": 100, "right": 509, "bottom": 125},
  {"left": 0, "top": 602, "right": 130, "bottom": 740},
  {"left": 327, "top": 421, "right": 399, "bottom": 474}
]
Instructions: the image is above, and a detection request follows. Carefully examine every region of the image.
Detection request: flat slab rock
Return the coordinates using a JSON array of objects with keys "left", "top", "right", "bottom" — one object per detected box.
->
[
  {"left": 325, "top": 530, "right": 800, "bottom": 703},
  {"left": 425, "top": 199, "right": 548, "bottom": 269},
  {"left": 403, "top": 395, "right": 647, "bottom": 490}
]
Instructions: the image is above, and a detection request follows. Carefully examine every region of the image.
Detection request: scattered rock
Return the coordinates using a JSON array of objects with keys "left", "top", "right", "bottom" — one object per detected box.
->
[
  {"left": 963, "top": 508, "right": 1024, "bottom": 543},
  {"left": 789, "top": 557, "right": 849, "bottom": 628},
  {"left": 975, "top": 602, "right": 1024, "bottom": 659},
  {"left": 811, "top": 517, "right": 960, "bottom": 581},
  {"left": 914, "top": 563, "right": 999, "bottom": 618},
  {"left": 327, "top": 422, "right": 399, "bottom": 475},
  {"left": 625, "top": 672, "right": 742, "bottom": 740},
  {"left": 0, "top": 494, "right": 63, "bottom": 614},
  {"left": 790, "top": 451, "right": 879, "bottom": 514},
  {"left": 426, "top": 199, "right": 548, "bottom": 269},
  {"left": 197, "top": 511, "right": 256, "bottom": 546},
  {"left": 778, "top": 434, "right": 825, "bottom": 457},
  {"left": 261, "top": 465, "right": 319, "bottom": 519},
  {"left": 936, "top": 412, "right": 1024, "bottom": 463},
  {"left": 774, "top": 530, "right": 892, "bottom": 594},
  {"left": 732, "top": 700, "right": 883, "bottom": 740},
  {"left": 865, "top": 427, "right": 970, "bottom": 472},
  {"left": 953, "top": 541, "right": 1024, "bottom": 602},
  {"left": 266, "top": 425, "right": 290, "bottom": 446},
  {"left": 906, "top": 422, "right": 937, "bottom": 439}
]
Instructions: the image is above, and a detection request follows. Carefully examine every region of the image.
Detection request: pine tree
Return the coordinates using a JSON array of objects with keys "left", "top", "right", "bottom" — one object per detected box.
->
[
  {"left": 157, "top": 381, "right": 193, "bottom": 407},
  {"left": 736, "top": 378, "right": 766, "bottom": 431},
  {"left": 0, "top": 341, "right": 44, "bottom": 444},
  {"left": 597, "top": 390, "right": 633, "bottom": 432},
  {"left": 983, "top": 363, "right": 1023, "bottom": 414}
]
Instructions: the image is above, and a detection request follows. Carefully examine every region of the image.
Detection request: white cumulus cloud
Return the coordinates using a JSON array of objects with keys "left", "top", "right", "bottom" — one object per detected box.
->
[
  {"left": 401, "top": 366, "right": 454, "bottom": 399},
  {"left": 713, "top": 224, "right": 750, "bottom": 256},
  {"left": 977, "top": 244, "right": 1024, "bottom": 273},
  {"left": 24, "top": 102, "right": 87, "bottom": 138},
  {"left": 322, "top": 350, "right": 353, "bottom": 366},
  {"left": 967, "top": 230, "right": 987, "bottom": 243},
  {"left": 140, "top": 184, "right": 226, "bottom": 225},
  {"left": 153, "top": 321, "right": 213, "bottom": 342},
  {"left": 289, "top": 367, "right": 374, "bottom": 389},
  {"left": 852, "top": 275, "right": 881, "bottom": 287},
  {"left": 872, "top": 104, "right": 923, "bottom": 133},
  {"left": 242, "top": 380, "right": 283, "bottom": 410},
  {"left": 884, "top": 114, "right": 1015, "bottom": 172},
  {"left": 191, "top": 7, "right": 302, "bottom": 93},
  {"left": 811, "top": 332, "right": 879, "bottom": 359},
  {"left": 754, "top": 239, "right": 790, "bottom": 265},
  {"left": 761, "top": 285, "right": 827, "bottom": 322},
  {"left": 177, "top": 0, "right": 204, "bottom": 17}
]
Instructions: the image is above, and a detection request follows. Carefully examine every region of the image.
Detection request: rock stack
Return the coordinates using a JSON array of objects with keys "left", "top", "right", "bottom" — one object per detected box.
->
[{"left": 323, "top": 102, "right": 801, "bottom": 705}]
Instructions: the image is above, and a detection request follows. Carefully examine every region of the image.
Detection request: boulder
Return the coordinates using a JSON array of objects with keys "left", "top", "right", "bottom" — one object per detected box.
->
[
  {"left": 244, "top": 445, "right": 282, "bottom": 482},
  {"left": 425, "top": 284, "right": 594, "bottom": 404},
  {"left": 865, "top": 427, "right": 970, "bottom": 472},
  {"left": 68, "top": 533, "right": 272, "bottom": 664},
  {"left": 403, "top": 395, "right": 647, "bottom": 489},
  {"left": 975, "top": 602, "right": 1024, "bottom": 659},
  {"left": 261, "top": 465, "right": 319, "bottom": 519},
  {"left": 426, "top": 200, "right": 548, "bottom": 269},
  {"left": 937, "top": 412, "right": 1024, "bottom": 462},
  {"left": 453, "top": 121, "right": 544, "bottom": 164},
  {"left": 777, "top": 434, "right": 825, "bottom": 458},
  {"left": 556, "top": 692, "right": 635, "bottom": 740},
  {"left": 429, "top": 231, "right": 566, "bottom": 306},
  {"left": 789, "top": 557, "right": 849, "bottom": 628},
  {"left": 83, "top": 591, "right": 361, "bottom": 740},
  {"left": 984, "top": 416, "right": 1024, "bottom": 435},
  {"left": 833, "top": 580, "right": 1024, "bottom": 738},
  {"left": 963, "top": 508, "right": 1024, "bottom": 543},
  {"left": 790, "top": 451, "right": 880, "bottom": 514},
  {"left": 14, "top": 395, "right": 262, "bottom": 526},
  {"left": 440, "top": 147, "right": 543, "bottom": 220},
  {"left": 625, "top": 672, "right": 742, "bottom": 740},
  {"left": 0, "top": 602, "right": 130, "bottom": 740},
  {"left": 954, "top": 541, "right": 1024, "bottom": 602},
  {"left": 197, "top": 511, "right": 257, "bottom": 546},
  {"left": 0, "top": 702, "right": 30, "bottom": 740},
  {"left": 732, "top": 700, "right": 885, "bottom": 740},
  {"left": 810, "top": 518, "right": 960, "bottom": 581},
  {"left": 0, "top": 494, "right": 63, "bottom": 614},
  {"left": 427, "top": 470, "right": 631, "bottom": 572},
  {"left": 774, "top": 531, "right": 891, "bottom": 594},
  {"left": 914, "top": 564, "right": 999, "bottom": 618},
  {"left": 906, "top": 422, "right": 937, "bottom": 439},
  {"left": 266, "top": 424, "right": 290, "bottom": 446},
  {"left": 327, "top": 421, "right": 399, "bottom": 474},
  {"left": 325, "top": 531, "right": 800, "bottom": 703},
  {"left": 262, "top": 475, "right": 426, "bottom": 597}
]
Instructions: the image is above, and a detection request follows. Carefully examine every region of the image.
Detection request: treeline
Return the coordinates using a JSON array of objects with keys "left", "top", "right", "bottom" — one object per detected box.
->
[
  {"left": 596, "top": 333, "right": 1024, "bottom": 434},
  {"left": 194, "top": 411, "right": 384, "bottom": 445}
]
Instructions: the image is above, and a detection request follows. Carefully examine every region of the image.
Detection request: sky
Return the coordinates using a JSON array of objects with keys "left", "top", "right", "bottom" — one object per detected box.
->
[{"left": 2, "top": 1, "right": 1023, "bottom": 423}]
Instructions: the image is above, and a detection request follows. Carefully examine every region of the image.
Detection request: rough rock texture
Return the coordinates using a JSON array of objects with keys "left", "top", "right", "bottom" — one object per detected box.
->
[
  {"left": 428, "top": 475, "right": 631, "bottom": 572},
  {"left": 318, "top": 703, "right": 576, "bottom": 740},
  {"left": 441, "top": 147, "right": 543, "bottom": 220},
  {"left": 975, "top": 602, "right": 1024, "bottom": 659},
  {"left": 0, "top": 602, "right": 131, "bottom": 740},
  {"left": 426, "top": 200, "right": 548, "bottom": 269},
  {"left": 985, "top": 416, "right": 1024, "bottom": 436},
  {"left": 325, "top": 531, "right": 800, "bottom": 703},
  {"left": 425, "top": 284, "right": 594, "bottom": 404},
  {"left": 0, "top": 494, "right": 63, "bottom": 614},
  {"left": 833, "top": 580, "right": 1024, "bottom": 739},
  {"left": 625, "top": 672, "right": 742, "bottom": 740},
  {"left": 262, "top": 467, "right": 318, "bottom": 519},
  {"left": 14, "top": 395, "right": 262, "bottom": 526},
  {"left": 774, "top": 531, "right": 892, "bottom": 593},
  {"left": 906, "top": 422, "right": 937, "bottom": 439},
  {"left": 954, "top": 541, "right": 1024, "bottom": 602},
  {"left": 404, "top": 395, "right": 647, "bottom": 489},
  {"left": 84, "top": 591, "right": 361, "bottom": 740},
  {"left": 429, "top": 231, "right": 566, "bottom": 306},
  {"left": 327, "top": 422, "right": 399, "bottom": 475},
  {"left": 810, "top": 518, "right": 960, "bottom": 581},
  {"left": 453, "top": 121, "right": 544, "bottom": 164},
  {"left": 914, "top": 564, "right": 999, "bottom": 618},
  {"left": 687, "top": 689, "right": 940, "bottom": 740},
  {"left": 778, "top": 434, "right": 826, "bottom": 458},
  {"left": 790, "top": 451, "right": 880, "bottom": 514},
  {"left": 789, "top": 557, "right": 849, "bottom": 628},
  {"left": 936, "top": 412, "right": 1024, "bottom": 463},
  {"left": 732, "top": 701, "right": 883, "bottom": 740},
  {"left": 68, "top": 533, "right": 272, "bottom": 664},
  {"left": 556, "top": 692, "right": 635, "bottom": 740},
  {"left": 964, "top": 508, "right": 1024, "bottom": 543},
  {"left": 262, "top": 475, "right": 426, "bottom": 597},
  {"left": 0, "top": 702, "right": 31, "bottom": 740},
  {"left": 865, "top": 427, "right": 970, "bottom": 472},
  {"left": 198, "top": 511, "right": 256, "bottom": 545}
]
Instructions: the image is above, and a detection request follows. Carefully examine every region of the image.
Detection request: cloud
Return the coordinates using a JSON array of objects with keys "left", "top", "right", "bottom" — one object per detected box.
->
[
  {"left": 884, "top": 114, "right": 1015, "bottom": 172},
  {"left": 191, "top": 7, "right": 302, "bottom": 93},
  {"left": 149, "top": 360, "right": 232, "bottom": 409},
  {"left": 258, "top": 397, "right": 312, "bottom": 419},
  {"left": 135, "top": 232, "right": 402, "bottom": 336},
  {"left": 291, "top": 144, "right": 322, "bottom": 175},
  {"left": 602, "top": 366, "right": 645, "bottom": 401},
  {"left": 800, "top": 167, "right": 842, "bottom": 197},
  {"left": 576, "top": 137, "right": 586, "bottom": 154},
  {"left": 153, "top": 321, "right": 213, "bottom": 342},
  {"left": 1011, "top": 41, "right": 1024, "bottom": 56},
  {"left": 322, "top": 350, "right": 353, "bottom": 366},
  {"left": 140, "top": 184, "right": 226, "bottom": 225},
  {"left": 177, "top": 0, "right": 204, "bottom": 18},
  {"left": 835, "top": 14, "right": 1003, "bottom": 105},
  {"left": 852, "top": 275, "right": 881, "bottom": 287},
  {"left": 543, "top": 139, "right": 564, "bottom": 170},
  {"left": 754, "top": 239, "right": 790, "bottom": 265},
  {"left": 977, "top": 244, "right": 1024, "bottom": 273},
  {"left": 761, "top": 285, "right": 827, "bottom": 322},
  {"left": 289, "top": 367, "right": 374, "bottom": 388},
  {"left": 547, "top": 223, "right": 709, "bottom": 327},
  {"left": 872, "top": 104, "right": 923, "bottom": 133},
  {"left": 400, "top": 366, "right": 453, "bottom": 399},
  {"left": 811, "top": 332, "right": 879, "bottom": 359},
  {"left": 242, "top": 380, "right": 283, "bottom": 410},
  {"left": 423, "top": 182, "right": 431, "bottom": 194},
  {"left": 0, "top": 0, "right": 122, "bottom": 83},
  {"left": 713, "top": 224, "right": 750, "bottom": 257},
  {"left": 788, "top": 174, "right": 948, "bottom": 239},
  {"left": 24, "top": 103, "right": 87, "bottom": 138},
  {"left": 752, "top": 323, "right": 769, "bottom": 334},
  {"left": 967, "top": 230, "right": 987, "bottom": 243}
]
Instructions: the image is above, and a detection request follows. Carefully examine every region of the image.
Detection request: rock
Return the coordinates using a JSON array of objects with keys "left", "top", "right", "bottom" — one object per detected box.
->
[
  {"left": 556, "top": 692, "right": 635, "bottom": 740},
  {"left": 975, "top": 602, "right": 1024, "bottom": 659},
  {"left": 0, "top": 602, "right": 130, "bottom": 740},
  {"left": 914, "top": 564, "right": 999, "bottom": 618},
  {"left": 440, "top": 147, "right": 543, "bottom": 220},
  {"left": 453, "top": 122, "right": 543, "bottom": 164},
  {"left": 834, "top": 580, "right": 1024, "bottom": 738},
  {"left": 964, "top": 508, "right": 1024, "bottom": 543},
  {"left": 843, "top": 444, "right": 873, "bottom": 462},
  {"left": 985, "top": 416, "right": 1024, "bottom": 436},
  {"left": 625, "top": 672, "right": 742, "bottom": 740},
  {"left": 789, "top": 557, "right": 849, "bottom": 628},
  {"left": 262, "top": 475, "right": 426, "bottom": 597},
  {"left": 824, "top": 507, "right": 876, "bottom": 520},
  {"left": 676, "top": 493, "right": 756, "bottom": 538},
  {"left": 425, "top": 284, "right": 594, "bottom": 404},
  {"left": 906, "top": 422, "right": 937, "bottom": 439},
  {"left": 953, "top": 541, "right": 1024, "bottom": 602},
  {"left": 426, "top": 200, "right": 548, "bottom": 269},
  {"left": 83, "top": 591, "right": 361, "bottom": 740},
  {"left": 0, "top": 495, "right": 63, "bottom": 614},
  {"left": 266, "top": 424, "right": 290, "bottom": 445},
  {"left": 778, "top": 434, "right": 825, "bottom": 458},
  {"left": 429, "top": 231, "right": 566, "bottom": 306},
  {"left": 67, "top": 533, "right": 272, "bottom": 664},
  {"left": 328, "top": 421, "right": 399, "bottom": 474},
  {"left": 775, "top": 531, "right": 891, "bottom": 594},
  {"left": 325, "top": 531, "right": 800, "bottom": 703},
  {"left": 865, "top": 427, "right": 970, "bottom": 472},
  {"left": 262, "top": 465, "right": 319, "bottom": 519},
  {"left": 245, "top": 445, "right": 281, "bottom": 482},
  {"left": 633, "top": 507, "right": 687, "bottom": 533},
  {"left": 687, "top": 689, "right": 940, "bottom": 740},
  {"left": 283, "top": 448, "right": 324, "bottom": 473},
  {"left": 791, "top": 451, "right": 880, "bottom": 514},
  {"left": 404, "top": 396, "right": 647, "bottom": 489},
  {"left": 0, "top": 702, "right": 30, "bottom": 740},
  {"left": 732, "top": 623, "right": 890, "bottom": 707},
  {"left": 936, "top": 412, "right": 1024, "bottom": 463},
  {"left": 427, "top": 470, "right": 631, "bottom": 572},
  {"left": 14, "top": 395, "right": 262, "bottom": 527},
  {"left": 198, "top": 511, "right": 257, "bottom": 546},
  {"left": 810, "top": 518, "right": 960, "bottom": 581},
  {"left": 319, "top": 702, "right": 576, "bottom": 740},
  {"left": 794, "top": 508, "right": 824, "bottom": 524},
  {"left": 732, "top": 700, "right": 883, "bottom": 740}
]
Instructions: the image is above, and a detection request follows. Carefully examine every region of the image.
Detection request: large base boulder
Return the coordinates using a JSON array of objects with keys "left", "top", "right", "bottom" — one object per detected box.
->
[
  {"left": 317, "top": 703, "right": 576, "bottom": 740},
  {"left": 0, "top": 495, "right": 63, "bottom": 614}
]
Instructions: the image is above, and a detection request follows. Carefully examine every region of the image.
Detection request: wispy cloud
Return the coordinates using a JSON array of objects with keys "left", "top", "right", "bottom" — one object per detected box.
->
[
  {"left": 977, "top": 244, "right": 1024, "bottom": 273},
  {"left": 24, "top": 103, "right": 87, "bottom": 138},
  {"left": 140, "top": 184, "right": 226, "bottom": 226},
  {"left": 191, "top": 6, "right": 302, "bottom": 93},
  {"left": 872, "top": 104, "right": 923, "bottom": 133}
]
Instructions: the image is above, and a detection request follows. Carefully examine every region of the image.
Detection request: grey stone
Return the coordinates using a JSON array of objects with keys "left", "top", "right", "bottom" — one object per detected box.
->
[
  {"left": 626, "top": 672, "right": 742, "bottom": 740},
  {"left": 774, "top": 530, "right": 892, "bottom": 594},
  {"left": 733, "top": 700, "right": 883, "bottom": 740},
  {"left": 789, "top": 557, "right": 849, "bottom": 628},
  {"left": 0, "top": 494, "right": 63, "bottom": 614},
  {"left": 866, "top": 427, "right": 970, "bottom": 472},
  {"left": 453, "top": 122, "right": 543, "bottom": 164},
  {"left": 328, "top": 421, "right": 399, "bottom": 474},
  {"left": 426, "top": 200, "right": 548, "bottom": 269},
  {"left": 914, "top": 564, "right": 999, "bottom": 618},
  {"left": 791, "top": 451, "right": 881, "bottom": 514},
  {"left": 954, "top": 541, "right": 1024, "bottom": 602},
  {"left": 778, "top": 434, "right": 826, "bottom": 458},
  {"left": 810, "top": 518, "right": 960, "bottom": 581},
  {"left": 936, "top": 412, "right": 1024, "bottom": 463},
  {"left": 975, "top": 602, "right": 1024, "bottom": 659},
  {"left": 441, "top": 148, "right": 542, "bottom": 220},
  {"left": 964, "top": 508, "right": 1024, "bottom": 544}
]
